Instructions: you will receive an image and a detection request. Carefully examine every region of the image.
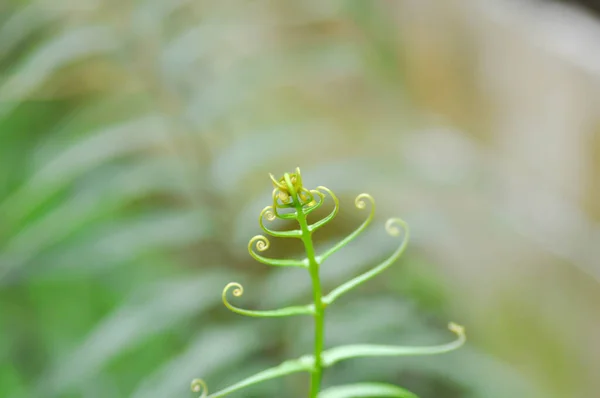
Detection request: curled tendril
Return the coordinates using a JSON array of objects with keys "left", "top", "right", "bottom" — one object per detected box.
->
[
  {"left": 323, "top": 217, "right": 409, "bottom": 305},
  {"left": 318, "top": 193, "right": 375, "bottom": 263},
  {"left": 222, "top": 282, "right": 246, "bottom": 315},
  {"left": 248, "top": 234, "right": 307, "bottom": 268},
  {"left": 385, "top": 217, "right": 403, "bottom": 236},
  {"left": 259, "top": 206, "right": 302, "bottom": 238},
  {"left": 222, "top": 282, "right": 315, "bottom": 318},
  {"left": 271, "top": 189, "right": 299, "bottom": 220},
  {"left": 224, "top": 281, "right": 244, "bottom": 298},
  {"left": 307, "top": 186, "right": 339, "bottom": 232},
  {"left": 303, "top": 189, "right": 325, "bottom": 215},
  {"left": 262, "top": 206, "right": 276, "bottom": 222},
  {"left": 191, "top": 378, "right": 208, "bottom": 398},
  {"left": 297, "top": 188, "right": 315, "bottom": 207},
  {"left": 354, "top": 193, "right": 372, "bottom": 210},
  {"left": 250, "top": 235, "right": 270, "bottom": 252},
  {"left": 321, "top": 320, "right": 466, "bottom": 368},
  {"left": 448, "top": 322, "right": 466, "bottom": 340}
]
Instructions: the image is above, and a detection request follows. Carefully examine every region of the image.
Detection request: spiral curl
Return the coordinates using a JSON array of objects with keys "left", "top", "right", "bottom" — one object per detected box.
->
[
  {"left": 261, "top": 206, "right": 276, "bottom": 222},
  {"left": 222, "top": 281, "right": 315, "bottom": 317},
  {"left": 271, "top": 189, "right": 298, "bottom": 219},
  {"left": 248, "top": 234, "right": 306, "bottom": 267},
  {"left": 259, "top": 206, "right": 302, "bottom": 238},
  {"left": 302, "top": 189, "right": 324, "bottom": 215},
  {"left": 249, "top": 235, "right": 270, "bottom": 252},
  {"left": 223, "top": 282, "right": 244, "bottom": 298},
  {"left": 191, "top": 378, "right": 208, "bottom": 398},
  {"left": 354, "top": 193, "right": 374, "bottom": 210},
  {"left": 385, "top": 218, "right": 405, "bottom": 237}
]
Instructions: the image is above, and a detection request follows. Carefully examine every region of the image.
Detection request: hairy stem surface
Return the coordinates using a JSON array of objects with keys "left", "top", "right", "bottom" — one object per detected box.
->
[{"left": 296, "top": 203, "right": 324, "bottom": 398}]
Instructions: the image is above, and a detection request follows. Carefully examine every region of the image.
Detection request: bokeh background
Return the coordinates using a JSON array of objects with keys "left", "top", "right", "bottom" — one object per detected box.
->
[{"left": 2, "top": 0, "right": 600, "bottom": 397}]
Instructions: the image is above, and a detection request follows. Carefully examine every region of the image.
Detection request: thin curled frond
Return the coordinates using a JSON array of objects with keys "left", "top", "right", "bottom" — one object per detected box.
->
[
  {"left": 303, "top": 189, "right": 325, "bottom": 215},
  {"left": 307, "top": 186, "right": 339, "bottom": 232},
  {"left": 190, "top": 322, "right": 465, "bottom": 398},
  {"left": 222, "top": 282, "right": 315, "bottom": 317},
  {"left": 270, "top": 167, "right": 319, "bottom": 215},
  {"left": 259, "top": 206, "right": 302, "bottom": 238},
  {"left": 318, "top": 193, "right": 375, "bottom": 263},
  {"left": 323, "top": 217, "right": 409, "bottom": 305},
  {"left": 195, "top": 354, "right": 314, "bottom": 398},
  {"left": 248, "top": 235, "right": 307, "bottom": 268},
  {"left": 191, "top": 378, "right": 208, "bottom": 398},
  {"left": 271, "top": 189, "right": 299, "bottom": 219},
  {"left": 321, "top": 322, "right": 467, "bottom": 367},
  {"left": 249, "top": 234, "right": 269, "bottom": 252}
]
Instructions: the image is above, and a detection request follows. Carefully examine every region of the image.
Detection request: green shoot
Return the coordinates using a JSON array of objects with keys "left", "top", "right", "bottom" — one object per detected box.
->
[{"left": 191, "top": 167, "right": 466, "bottom": 398}]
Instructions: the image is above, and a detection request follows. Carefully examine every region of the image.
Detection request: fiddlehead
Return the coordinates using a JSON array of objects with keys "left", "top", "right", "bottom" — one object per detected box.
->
[
  {"left": 248, "top": 235, "right": 307, "bottom": 268},
  {"left": 222, "top": 282, "right": 315, "bottom": 317},
  {"left": 323, "top": 217, "right": 409, "bottom": 305},
  {"left": 191, "top": 378, "right": 208, "bottom": 398},
  {"left": 318, "top": 193, "right": 375, "bottom": 263}
]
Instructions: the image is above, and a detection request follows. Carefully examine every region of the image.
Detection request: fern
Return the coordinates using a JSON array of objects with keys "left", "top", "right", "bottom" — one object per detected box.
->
[{"left": 192, "top": 168, "right": 466, "bottom": 398}]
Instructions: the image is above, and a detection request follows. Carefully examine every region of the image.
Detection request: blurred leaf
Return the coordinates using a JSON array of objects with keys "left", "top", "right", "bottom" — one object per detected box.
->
[
  {"left": 37, "top": 271, "right": 231, "bottom": 396},
  {"left": 0, "top": 25, "right": 118, "bottom": 117},
  {"left": 1, "top": 115, "right": 173, "bottom": 226},
  {"left": 131, "top": 324, "right": 284, "bottom": 398},
  {"left": 0, "top": 0, "right": 102, "bottom": 58}
]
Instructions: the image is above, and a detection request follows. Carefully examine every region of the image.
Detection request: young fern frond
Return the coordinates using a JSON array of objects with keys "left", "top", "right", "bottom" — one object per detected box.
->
[{"left": 192, "top": 167, "right": 466, "bottom": 398}]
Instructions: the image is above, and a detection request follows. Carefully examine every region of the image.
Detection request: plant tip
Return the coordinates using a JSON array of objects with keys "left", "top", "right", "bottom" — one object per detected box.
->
[
  {"left": 448, "top": 322, "right": 466, "bottom": 337},
  {"left": 191, "top": 378, "right": 207, "bottom": 397}
]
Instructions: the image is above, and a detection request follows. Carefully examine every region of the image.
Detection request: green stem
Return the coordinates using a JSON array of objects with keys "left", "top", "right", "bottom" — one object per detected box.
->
[{"left": 296, "top": 203, "right": 325, "bottom": 398}]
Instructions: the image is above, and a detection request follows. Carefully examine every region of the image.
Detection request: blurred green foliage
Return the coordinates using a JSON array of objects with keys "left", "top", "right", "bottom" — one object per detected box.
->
[{"left": 1, "top": 1, "right": 596, "bottom": 397}]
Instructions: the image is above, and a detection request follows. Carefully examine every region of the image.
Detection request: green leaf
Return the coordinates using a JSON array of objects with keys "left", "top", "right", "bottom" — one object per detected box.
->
[
  {"left": 35, "top": 272, "right": 229, "bottom": 396},
  {"left": 318, "top": 382, "right": 418, "bottom": 398},
  {"left": 131, "top": 323, "right": 265, "bottom": 398},
  {"left": 0, "top": 25, "right": 118, "bottom": 118}
]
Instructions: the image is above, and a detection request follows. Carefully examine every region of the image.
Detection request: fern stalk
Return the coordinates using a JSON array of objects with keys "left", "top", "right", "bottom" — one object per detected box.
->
[{"left": 294, "top": 180, "right": 325, "bottom": 397}]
